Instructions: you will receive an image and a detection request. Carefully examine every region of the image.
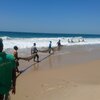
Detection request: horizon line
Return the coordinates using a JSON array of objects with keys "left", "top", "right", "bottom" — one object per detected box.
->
[{"left": 0, "top": 30, "right": 100, "bottom": 35}]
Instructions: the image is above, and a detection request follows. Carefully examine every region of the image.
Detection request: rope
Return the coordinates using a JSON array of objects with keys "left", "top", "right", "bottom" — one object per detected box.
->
[{"left": 17, "top": 53, "right": 53, "bottom": 78}]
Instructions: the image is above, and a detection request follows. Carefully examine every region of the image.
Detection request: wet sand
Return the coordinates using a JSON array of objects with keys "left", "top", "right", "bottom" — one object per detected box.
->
[{"left": 10, "top": 45, "right": 100, "bottom": 100}]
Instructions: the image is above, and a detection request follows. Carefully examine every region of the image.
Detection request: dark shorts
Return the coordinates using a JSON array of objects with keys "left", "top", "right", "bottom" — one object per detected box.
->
[
  {"left": 16, "top": 61, "right": 19, "bottom": 66},
  {"left": 0, "top": 94, "right": 4, "bottom": 100}
]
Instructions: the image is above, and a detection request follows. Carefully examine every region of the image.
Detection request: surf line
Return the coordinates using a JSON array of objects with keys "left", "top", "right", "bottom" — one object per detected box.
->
[{"left": 17, "top": 53, "right": 54, "bottom": 78}]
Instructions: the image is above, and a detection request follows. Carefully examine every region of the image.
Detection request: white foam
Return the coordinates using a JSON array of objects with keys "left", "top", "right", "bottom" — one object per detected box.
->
[{"left": 2, "top": 37, "right": 100, "bottom": 49}]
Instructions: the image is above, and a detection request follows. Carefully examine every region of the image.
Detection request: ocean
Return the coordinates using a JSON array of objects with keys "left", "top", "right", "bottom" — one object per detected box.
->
[{"left": 0, "top": 31, "right": 100, "bottom": 49}]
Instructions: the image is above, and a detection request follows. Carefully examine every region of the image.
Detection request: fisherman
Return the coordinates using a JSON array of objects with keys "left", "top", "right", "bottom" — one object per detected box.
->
[
  {"left": 0, "top": 38, "right": 16, "bottom": 100},
  {"left": 31, "top": 43, "right": 39, "bottom": 62}
]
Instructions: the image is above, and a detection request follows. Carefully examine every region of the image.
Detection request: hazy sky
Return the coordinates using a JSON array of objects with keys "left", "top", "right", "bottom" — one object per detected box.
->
[{"left": 0, "top": 0, "right": 100, "bottom": 33}]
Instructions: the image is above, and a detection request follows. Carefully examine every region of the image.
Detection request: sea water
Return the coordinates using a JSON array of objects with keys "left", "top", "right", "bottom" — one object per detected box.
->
[{"left": 0, "top": 31, "right": 100, "bottom": 49}]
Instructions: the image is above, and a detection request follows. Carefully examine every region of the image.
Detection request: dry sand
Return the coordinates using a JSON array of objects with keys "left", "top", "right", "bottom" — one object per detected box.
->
[{"left": 10, "top": 45, "right": 100, "bottom": 100}]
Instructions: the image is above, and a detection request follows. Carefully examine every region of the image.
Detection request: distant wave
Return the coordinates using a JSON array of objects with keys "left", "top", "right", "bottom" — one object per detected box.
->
[
  {"left": 0, "top": 36, "right": 12, "bottom": 40},
  {"left": 1, "top": 36, "right": 100, "bottom": 49}
]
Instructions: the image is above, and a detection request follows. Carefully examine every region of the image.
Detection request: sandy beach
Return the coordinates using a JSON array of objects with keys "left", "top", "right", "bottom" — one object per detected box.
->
[
  {"left": 0, "top": 0, "right": 100, "bottom": 100},
  {"left": 10, "top": 45, "right": 100, "bottom": 100}
]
